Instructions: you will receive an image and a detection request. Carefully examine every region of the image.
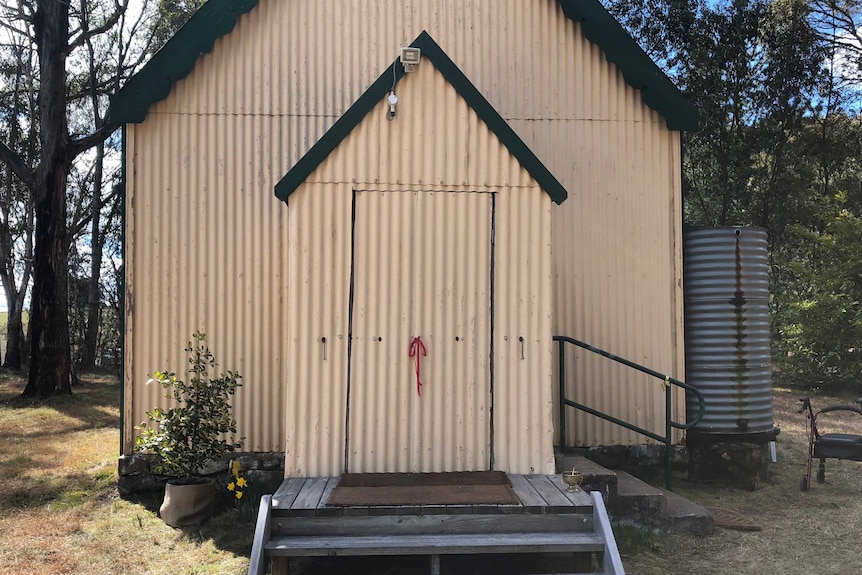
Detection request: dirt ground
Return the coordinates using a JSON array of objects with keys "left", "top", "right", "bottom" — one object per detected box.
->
[
  {"left": 289, "top": 388, "right": 862, "bottom": 575},
  {"left": 619, "top": 388, "right": 862, "bottom": 575},
  {"left": 3, "top": 372, "right": 861, "bottom": 575}
]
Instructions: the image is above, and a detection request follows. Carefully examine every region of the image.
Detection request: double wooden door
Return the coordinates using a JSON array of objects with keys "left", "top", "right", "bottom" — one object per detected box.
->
[{"left": 346, "top": 191, "right": 493, "bottom": 472}]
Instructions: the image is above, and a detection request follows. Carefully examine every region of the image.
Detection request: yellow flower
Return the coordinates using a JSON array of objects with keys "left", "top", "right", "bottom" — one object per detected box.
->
[
  {"left": 227, "top": 481, "right": 235, "bottom": 491},
  {"left": 236, "top": 491, "right": 244, "bottom": 500},
  {"left": 232, "top": 460, "right": 241, "bottom": 477},
  {"left": 236, "top": 477, "right": 248, "bottom": 488}
]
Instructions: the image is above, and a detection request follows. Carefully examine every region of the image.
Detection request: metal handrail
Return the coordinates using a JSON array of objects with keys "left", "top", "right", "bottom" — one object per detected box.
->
[{"left": 554, "top": 335, "right": 706, "bottom": 490}]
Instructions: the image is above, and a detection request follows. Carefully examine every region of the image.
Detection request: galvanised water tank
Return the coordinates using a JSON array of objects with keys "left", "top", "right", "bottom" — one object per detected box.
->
[{"left": 683, "top": 227, "right": 775, "bottom": 437}]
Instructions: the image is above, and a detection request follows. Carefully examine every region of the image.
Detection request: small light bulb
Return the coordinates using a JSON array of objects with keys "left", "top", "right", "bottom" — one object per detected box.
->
[{"left": 388, "top": 91, "right": 398, "bottom": 117}]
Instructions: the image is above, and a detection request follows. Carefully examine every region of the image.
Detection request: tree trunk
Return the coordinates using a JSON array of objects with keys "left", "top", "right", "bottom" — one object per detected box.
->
[
  {"left": 23, "top": 170, "right": 72, "bottom": 396},
  {"left": 22, "top": 0, "right": 72, "bottom": 397},
  {"left": 79, "top": 141, "right": 104, "bottom": 369},
  {"left": 4, "top": 301, "right": 26, "bottom": 370}
]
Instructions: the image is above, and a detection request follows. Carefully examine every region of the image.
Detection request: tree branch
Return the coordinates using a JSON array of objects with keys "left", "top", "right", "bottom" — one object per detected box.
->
[
  {"left": 0, "top": 140, "right": 35, "bottom": 193},
  {"left": 69, "top": 123, "right": 119, "bottom": 158},
  {"left": 66, "top": 0, "right": 126, "bottom": 56}
]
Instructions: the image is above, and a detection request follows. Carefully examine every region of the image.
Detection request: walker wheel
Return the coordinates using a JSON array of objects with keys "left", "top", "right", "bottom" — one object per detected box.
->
[
  {"left": 817, "top": 468, "right": 825, "bottom": 484},
  {"left": 801, "top": 475, "right": 809, "bottom": 491}
]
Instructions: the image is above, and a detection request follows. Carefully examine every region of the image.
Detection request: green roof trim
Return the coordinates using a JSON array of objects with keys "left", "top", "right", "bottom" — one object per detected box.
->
[
  {"left": 274, "top": 31, "right": 569, "bottom": 205},
  {"left": 106, "top": 0, "right": 258, "bottom": 124},
  {"left": 559, "top": 0, "right": 697, "bottom": 130}
]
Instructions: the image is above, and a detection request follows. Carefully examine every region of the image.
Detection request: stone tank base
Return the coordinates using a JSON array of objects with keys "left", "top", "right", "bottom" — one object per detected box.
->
[{"left": 687, "top": 429, "right": 780, "bottom": 490}]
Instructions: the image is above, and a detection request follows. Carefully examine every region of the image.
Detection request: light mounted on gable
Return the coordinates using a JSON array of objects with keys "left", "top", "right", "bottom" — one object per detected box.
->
[{"left": 400, "top": 47, "right": 421, "bottom": 72}]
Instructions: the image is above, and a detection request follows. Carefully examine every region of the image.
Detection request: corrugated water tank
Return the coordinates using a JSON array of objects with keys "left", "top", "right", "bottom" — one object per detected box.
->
[{"left": 683, "top": 227, "right": 775, "bottom": 436}]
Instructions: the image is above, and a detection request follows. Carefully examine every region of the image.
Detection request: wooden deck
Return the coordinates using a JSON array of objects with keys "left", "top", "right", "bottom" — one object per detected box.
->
[
  {"left": 271, "top": 474, "right": 593, "bottom": 517},
  {"left": 249, "top": 474, "right": 624, "bottom": 575}
]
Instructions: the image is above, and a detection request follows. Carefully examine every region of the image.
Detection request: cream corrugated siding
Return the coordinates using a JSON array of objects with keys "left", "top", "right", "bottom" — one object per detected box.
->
[
  {"left": 159, "top": 0, "right": 652, "bottom": 124},
  {"left": 285, "top": 61, "right": 554, "bottom": 476},
  {"left": 124, "top": 115, "right": 288, "bottom": 453},
  {"left": 128, "top": 0, "right": 684, "bottom": 456},
  {"left": 285, "top": 182, "right": 351, "bottom": 477},
  {"left": 494, "top": 187, "right": 555, "bottom": 474},
  {"left": 537, "top": 117, "right": 686, "bottom": 446}
]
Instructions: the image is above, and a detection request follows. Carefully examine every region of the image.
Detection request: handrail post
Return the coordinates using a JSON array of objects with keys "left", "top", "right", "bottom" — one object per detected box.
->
[
  {"left": 665, "top": 384, "right": 672, "bottom": 490},
  {"left": 558, "top": 339, "right": 566, "bottom": 450}
]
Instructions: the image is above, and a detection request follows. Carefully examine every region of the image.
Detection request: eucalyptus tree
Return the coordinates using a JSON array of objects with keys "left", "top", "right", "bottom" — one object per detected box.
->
[
  {"left": 0, "top": 37, "right": 36, "bottom": 369},
  {"left": 602, "top": 0, "right": 862, "bottom": 390},
  {"left": 604, "top": 0, "right": 825, "bottom": 231},
  {"left": 0, "top": 0, "right": 172, "bottom": 395},
  {"left": 810, "top": 0, "right": 862, "bottom": 86}
]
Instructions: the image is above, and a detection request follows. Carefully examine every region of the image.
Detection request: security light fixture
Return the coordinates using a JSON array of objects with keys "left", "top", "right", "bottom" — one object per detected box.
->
[{"left": 400, "top": 47, "right": 421, "bottom": 72}]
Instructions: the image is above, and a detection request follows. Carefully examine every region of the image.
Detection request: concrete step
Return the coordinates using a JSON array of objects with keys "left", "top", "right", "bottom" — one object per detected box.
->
[
  {"left": 613, "top": 471, "right": 713, "bottom": 534},
  {"left": 554, "top": 450, "right": 713, "bottom": 535},
  {"left": 614, "top": 470, "right": 666, "bottom": 517},
  {"left": 663, "top": 489, "right": 714, "bottom": 535}
]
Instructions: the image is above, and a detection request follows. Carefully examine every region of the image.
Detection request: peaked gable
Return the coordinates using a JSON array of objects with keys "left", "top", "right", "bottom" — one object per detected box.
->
[
  {"left": 274, "top": 31, "right": 568, "bottom": 205},
  {"left": 107, "top": 0, "right": 696, "bottom": 130}
]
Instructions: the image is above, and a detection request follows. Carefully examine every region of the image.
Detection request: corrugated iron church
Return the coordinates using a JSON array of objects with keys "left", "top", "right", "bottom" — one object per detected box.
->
[{"left": 109, "top": 0, "right": 697, "bottom": 478}]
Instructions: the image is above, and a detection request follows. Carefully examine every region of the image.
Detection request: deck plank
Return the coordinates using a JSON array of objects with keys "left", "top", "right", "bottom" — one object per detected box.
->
[
  {"left": 271, "top": 513, "right": 594, "bottom": 536},
  {"left": 272, "top": 477, "right": 305, "bottom": 511},
  {"left": 548, "top": 475, "right": 593, "bottom": 512},
  {"left": 315, "top": 477, "right": 342, "bottom": 517},
  {"left": 265, "top": 532, "right": 605, "bottom": 556},
  {"left": 291, "top": 477, "right": 330, "bottom": 516},
  {"left": 508, "top": 475, "right": 547, "bottom": 513},
  {"left": 525, "top": 475, "right": 575, "bottom": 513}
]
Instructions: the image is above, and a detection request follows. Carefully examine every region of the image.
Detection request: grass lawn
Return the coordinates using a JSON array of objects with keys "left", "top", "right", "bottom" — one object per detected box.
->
[
  {"left": 0, "top": 372, "right": 253, "bottom": 575},
  {"left": 2, "top": 371, "right": 862, "bottom": 574}
]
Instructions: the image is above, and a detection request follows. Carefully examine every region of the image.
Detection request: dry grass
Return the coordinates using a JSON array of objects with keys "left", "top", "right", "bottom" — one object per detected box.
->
[
  {"left": 0, "top": 372, "right": 254, "bottom": 575},
  {"left": 3, "top": 372, "right": 862, "bottom": 574},
  {"left": 621, "top": 387, "right": 862, "bottom": 575}
]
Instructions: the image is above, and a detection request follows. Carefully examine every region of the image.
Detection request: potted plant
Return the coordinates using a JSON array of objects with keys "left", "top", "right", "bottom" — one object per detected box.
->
[{"left": 136, "top": 331, "right": 242, "bottom": 527}]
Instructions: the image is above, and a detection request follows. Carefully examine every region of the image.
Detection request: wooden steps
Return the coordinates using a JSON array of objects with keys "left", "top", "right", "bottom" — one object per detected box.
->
[
  {"left": 265, "top": 531, "right": 606, "bottom": 556},
  {"left": 248, "top": 474, "right": 625, "bottom": 575}
]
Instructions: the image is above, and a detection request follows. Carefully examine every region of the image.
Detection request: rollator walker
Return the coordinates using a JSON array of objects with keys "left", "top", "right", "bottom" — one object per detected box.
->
[{"left": 798, "top": 396, "right": 862, "bottom": 491}]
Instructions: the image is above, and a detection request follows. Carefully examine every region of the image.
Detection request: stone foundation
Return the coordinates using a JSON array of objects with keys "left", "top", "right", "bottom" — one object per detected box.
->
[
  {"left": 687, "top": 440, "right": 772, "bottom": 491},
  {"left": 580, "top": 444, "right": 690, "bottom": 484},
  {"left": 118, "top": 452, "right": 285, "bottom": 496}
]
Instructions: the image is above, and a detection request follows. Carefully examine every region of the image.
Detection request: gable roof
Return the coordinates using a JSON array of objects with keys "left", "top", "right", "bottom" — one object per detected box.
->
[
  {"left": 274, "top": 31, "right": 568, "bottom": 205},
  {"left": 107, "top": 0, "right": 697, "bottom": 130},
  {"left": 108, "top": 0, "right": 258, "bottom": 124}
]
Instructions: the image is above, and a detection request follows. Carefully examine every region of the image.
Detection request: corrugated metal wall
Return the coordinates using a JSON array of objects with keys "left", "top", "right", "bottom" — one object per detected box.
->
[
  {"left": 494, "top": 186, "right": 555, "bottom": 474},
  {"left": 284, "top": 182, "right": 351, "bottom": 477},
  {"left": 124, "top": 115, "right": 288, "bottom": 453},
  {"left": 126, "top": 0, "right": 683, "bottom": 459},
  {"left": 285, "top": 62, "right": 554, "bottom": 476},
  {"left": 547, "top": 123, "right": 685, "bottom": 446}
]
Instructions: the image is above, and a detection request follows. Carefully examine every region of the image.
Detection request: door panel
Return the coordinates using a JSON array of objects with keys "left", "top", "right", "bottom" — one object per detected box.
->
[{"left": 348, "top": 191, "right": 492, "bottom": 472}]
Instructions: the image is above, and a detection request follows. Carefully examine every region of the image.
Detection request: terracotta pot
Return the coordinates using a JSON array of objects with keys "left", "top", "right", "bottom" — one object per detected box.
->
[{"left": 160, "top": 479, "right": 215, "bottom": 527}]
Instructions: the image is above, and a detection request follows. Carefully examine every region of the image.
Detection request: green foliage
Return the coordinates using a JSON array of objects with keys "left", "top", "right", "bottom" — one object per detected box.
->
[
  {"left": 773, "top": 199, "right": 862, "bottom": 389},
  {"left": 148, "top": 0, "right": 208, "bottom": 53},
  {"left": 608, "top": 0, "right": 862, "bottom": 391},
  {"left": 135, "top": 332, "right": 242, "bottom": 479}
]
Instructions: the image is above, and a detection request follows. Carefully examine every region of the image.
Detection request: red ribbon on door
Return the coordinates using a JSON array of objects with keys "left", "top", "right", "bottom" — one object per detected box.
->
[{"left": 408, "top": 336, "right": 427, "bottom": 397}]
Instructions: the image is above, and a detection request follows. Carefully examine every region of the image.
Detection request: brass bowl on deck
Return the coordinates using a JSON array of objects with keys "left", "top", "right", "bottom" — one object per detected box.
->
[{"left": 562, "top": 470, "right": 584, "bottom": 492}]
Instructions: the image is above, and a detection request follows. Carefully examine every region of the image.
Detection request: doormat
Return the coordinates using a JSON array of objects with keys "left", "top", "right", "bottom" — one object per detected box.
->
[
  {"left": 706, "top": 507, "right": 763, "bottom": 531},
  {"left": 327, "top": 471, "right": 520, "bottom": 506}
]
